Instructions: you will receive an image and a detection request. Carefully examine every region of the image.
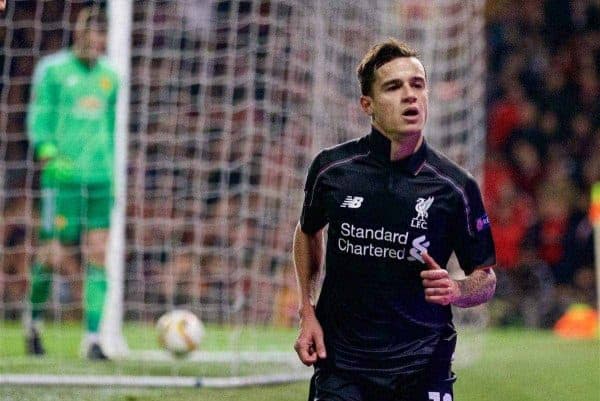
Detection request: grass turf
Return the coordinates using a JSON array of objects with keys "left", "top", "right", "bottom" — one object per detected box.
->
[{"left": 0, "top": 322, "right": 598, "bottom": 401}]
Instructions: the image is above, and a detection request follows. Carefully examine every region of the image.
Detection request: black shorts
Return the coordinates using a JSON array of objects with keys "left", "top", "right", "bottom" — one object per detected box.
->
[{"left": 308, "top": 362, "right": 456, "bottom": 401}]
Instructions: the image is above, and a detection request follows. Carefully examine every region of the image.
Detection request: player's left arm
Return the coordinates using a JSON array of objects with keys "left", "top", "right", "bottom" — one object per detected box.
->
[
  {"left": 107, "top": 71, "right": 119, "bottom": 155},
  {"left": 421, "top": 174, "right": 496, "bottom": 307},
  {"left": 420, "top": 253, "right": 496, "bottom": 307}
]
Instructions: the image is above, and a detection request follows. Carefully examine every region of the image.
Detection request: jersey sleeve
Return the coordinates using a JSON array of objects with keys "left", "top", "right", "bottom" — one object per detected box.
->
[
  {"left": 299, "top": 152, "right": 328, "bottom": 234},
  {"left": 107, "top": 71, "right": 119, "bottom": 157},
  {"left": 27, "top": 60, "right": 59, "bottom": 159},
  {"left": 451, "top": 176, "right": 496, "bottom": 275}
]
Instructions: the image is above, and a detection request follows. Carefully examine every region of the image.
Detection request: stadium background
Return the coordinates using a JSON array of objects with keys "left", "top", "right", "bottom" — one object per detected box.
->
[{"left": 0, "top": 0, "right": 599, "bottom": 400}]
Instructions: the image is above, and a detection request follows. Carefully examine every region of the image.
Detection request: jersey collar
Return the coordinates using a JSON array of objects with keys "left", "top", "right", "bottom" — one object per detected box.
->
[
  {"left": 69, "top": 50, "right": 99, "bottom": 72},
  {"left": 367, "top": 126, "right": 428, "bottom": 175}
]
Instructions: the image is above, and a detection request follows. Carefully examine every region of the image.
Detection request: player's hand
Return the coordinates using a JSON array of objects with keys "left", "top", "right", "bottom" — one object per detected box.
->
[
  {"left": 420, "top": 252, "right": 460, "bottom": 306},
  {"left": 294, "top": 306, "right": 326, "bottom": 366},
  {"left": 43, "top": 157, "right": 75, "bottom": 182}
]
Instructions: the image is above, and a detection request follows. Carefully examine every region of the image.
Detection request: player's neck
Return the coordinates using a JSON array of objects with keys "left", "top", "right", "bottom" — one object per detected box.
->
[
  {"left": 73, "top": 49, "right": 97, "bottom": 69},
  {"left": 78, "top": 57, "right": 97, "bottom": 69},
  {"left": 388, "top": 131, "right": 423, "bottom": 161}
]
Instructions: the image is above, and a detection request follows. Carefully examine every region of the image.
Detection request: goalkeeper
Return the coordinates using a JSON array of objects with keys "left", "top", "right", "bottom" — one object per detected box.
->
[{"left": 24, "top": 6, "right": 118, "bottom": 360}]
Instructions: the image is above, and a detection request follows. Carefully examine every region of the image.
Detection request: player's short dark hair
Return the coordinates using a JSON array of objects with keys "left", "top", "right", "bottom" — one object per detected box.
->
[
  {"left": 76, "top": 5, "right": 108, "bottom": 33},
  {"left": 356, "top": 39, "right": 420, "bottom": 96}
]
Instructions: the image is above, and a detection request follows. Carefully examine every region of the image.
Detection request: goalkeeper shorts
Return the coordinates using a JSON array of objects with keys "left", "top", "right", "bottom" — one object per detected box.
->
[{"left": 39, "top": 182, "right": 113, "bottom": 244}]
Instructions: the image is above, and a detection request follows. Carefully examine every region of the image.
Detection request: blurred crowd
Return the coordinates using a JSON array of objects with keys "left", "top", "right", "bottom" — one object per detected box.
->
[
  {"left": 0, "top": 0, "right": 598, "bottom": 328},
  {"left": 485, "top": 0, "right": 599, "bottom": 327}
]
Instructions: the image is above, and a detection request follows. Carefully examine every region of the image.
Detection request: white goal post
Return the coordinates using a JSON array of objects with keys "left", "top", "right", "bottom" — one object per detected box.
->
[{"left": 102, "top": 0, "right": 132, "bottom": 358}]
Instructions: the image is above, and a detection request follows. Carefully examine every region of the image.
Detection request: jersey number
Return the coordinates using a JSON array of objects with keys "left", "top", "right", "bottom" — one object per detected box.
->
[{"left": 428, "top": 392, "right": 452, "bottom": 401}]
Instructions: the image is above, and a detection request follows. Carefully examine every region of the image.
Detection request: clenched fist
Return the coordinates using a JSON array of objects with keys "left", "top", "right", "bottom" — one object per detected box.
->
[{"left": 420, "top": 252, "right": 461, "bottom": 306}]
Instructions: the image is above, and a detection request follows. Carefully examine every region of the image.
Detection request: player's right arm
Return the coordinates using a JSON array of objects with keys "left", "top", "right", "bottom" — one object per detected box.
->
[
  {"left": 294, "top": 151, "right": 329, "bottom": 366},
  {"left": 27, "top": 59, "right": 59, "bottom": 163},
  {"left": 293, "top": 223, "right": 327, "bottom": 366}
]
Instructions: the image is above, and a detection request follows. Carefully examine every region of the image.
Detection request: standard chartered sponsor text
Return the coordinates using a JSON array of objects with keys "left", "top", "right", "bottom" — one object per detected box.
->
[{"left": 338, "top": 222, "right": 409, "bottom": 259}]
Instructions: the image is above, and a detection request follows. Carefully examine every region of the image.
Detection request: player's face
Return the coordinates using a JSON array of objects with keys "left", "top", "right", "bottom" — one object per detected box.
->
[
  {"left": 361, "top": 57, "right": 428, "bottom": 141},
  {"left": 76, "top": 28, "right": 107, "bottom": 64}
]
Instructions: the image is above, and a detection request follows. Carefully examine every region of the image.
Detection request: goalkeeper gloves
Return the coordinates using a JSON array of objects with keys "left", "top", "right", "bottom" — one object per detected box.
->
[
  {"left": 37, "top": 143, "right": 74, "bottom": 183},
  {"left": 43, "top": 157, "right": 75, "bottom": 183}
]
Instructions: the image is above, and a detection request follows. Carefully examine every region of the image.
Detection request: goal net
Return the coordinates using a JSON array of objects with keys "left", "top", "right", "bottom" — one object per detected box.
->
[{"left": 0, "top": 0, "right": 487, "bottom": 387}]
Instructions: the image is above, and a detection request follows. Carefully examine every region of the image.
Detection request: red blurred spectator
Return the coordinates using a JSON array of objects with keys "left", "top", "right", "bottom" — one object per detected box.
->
[
  {"left": 487, "top": 82, "right": 526, "bottom": 151},
  {"left": 489, "top": 182, "right": 533, "bottom": 269},
  {"left": 506, "top": 138, "right": 544, "bottom": 196},
  {"left": 530, "top": 180, "right": 573, "bottom": 277},
  {"left": 483, "top": 153, "right": 513, "bottom": 208}
]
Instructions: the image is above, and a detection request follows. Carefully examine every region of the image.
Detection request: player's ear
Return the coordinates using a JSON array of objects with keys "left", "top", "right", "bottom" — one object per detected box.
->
[{"left": 360, "top": 95, "right": 373, "bottom": 116}]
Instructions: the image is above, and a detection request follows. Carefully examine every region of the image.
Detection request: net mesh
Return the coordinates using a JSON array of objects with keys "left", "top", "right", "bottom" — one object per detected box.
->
[{"left": 0, "top": 0, "right": 487, "bottom": 384}]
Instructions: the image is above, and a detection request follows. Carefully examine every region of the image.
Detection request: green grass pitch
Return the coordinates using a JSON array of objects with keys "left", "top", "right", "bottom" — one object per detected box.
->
[{"left": 0, "top": 322, "right": 598, "bottom": 401}]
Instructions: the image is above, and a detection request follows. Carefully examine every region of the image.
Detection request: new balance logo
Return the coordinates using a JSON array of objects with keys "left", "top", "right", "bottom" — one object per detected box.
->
[{"left": 340, "top": 196, "right": 364, "bottom": 208}]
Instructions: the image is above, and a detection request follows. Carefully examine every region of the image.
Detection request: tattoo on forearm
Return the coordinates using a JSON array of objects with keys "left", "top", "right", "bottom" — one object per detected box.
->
[{"left": 454, "top": 269, "right": 496, "bottom": 308}]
